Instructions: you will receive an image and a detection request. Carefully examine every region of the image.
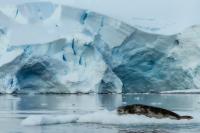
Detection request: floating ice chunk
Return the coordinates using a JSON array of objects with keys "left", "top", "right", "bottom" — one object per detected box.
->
[
  {"left": 21, "top": 115, "right": 79, "bottom": 126},
  {"left": 22, "top": 110, "right": 200, "bottom": 126},
  {"left": 161, "top": 89, "right": 200, "bottom": 94}
]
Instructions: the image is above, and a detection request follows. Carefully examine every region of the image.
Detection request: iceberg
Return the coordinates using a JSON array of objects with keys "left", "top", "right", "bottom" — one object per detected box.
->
[{"left": 0, "top": 2, "right": 200, "bottom": 93}]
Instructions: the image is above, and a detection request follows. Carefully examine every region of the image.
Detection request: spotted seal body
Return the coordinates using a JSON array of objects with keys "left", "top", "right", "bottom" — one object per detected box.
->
[{"left": 117, "top": 104, "right": 193, "bottom": 120}]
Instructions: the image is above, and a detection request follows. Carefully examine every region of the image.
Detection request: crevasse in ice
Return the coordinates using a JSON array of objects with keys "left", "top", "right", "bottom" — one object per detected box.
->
[{"left": 0, "top": 2, "right": 200, "bottom": 93}]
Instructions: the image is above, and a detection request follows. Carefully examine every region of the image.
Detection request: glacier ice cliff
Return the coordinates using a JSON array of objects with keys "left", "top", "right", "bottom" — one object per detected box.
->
[{"left": 0, "top": 2, "right": 200, "bottom": 93}]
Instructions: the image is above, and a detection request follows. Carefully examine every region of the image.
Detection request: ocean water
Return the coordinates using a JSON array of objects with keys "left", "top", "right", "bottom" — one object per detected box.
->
[{"left": 0, "top": 94, "right": 200, "bottom": 133}]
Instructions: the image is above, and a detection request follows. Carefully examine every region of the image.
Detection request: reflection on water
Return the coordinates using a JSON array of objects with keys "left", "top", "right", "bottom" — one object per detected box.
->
[
  {"left": 0, "top": 94, "right": 200, "bottom": 133},
  {"left": 122, "top": 94, "right": 200, "bottom": 111}
]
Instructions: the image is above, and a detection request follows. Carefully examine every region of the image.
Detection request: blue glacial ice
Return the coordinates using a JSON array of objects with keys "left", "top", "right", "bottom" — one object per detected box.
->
[{"left": 0, "top": 2, "right": 200, "bottom": 93}]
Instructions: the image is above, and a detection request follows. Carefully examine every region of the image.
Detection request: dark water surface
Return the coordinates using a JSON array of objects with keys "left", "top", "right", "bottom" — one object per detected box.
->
[{"left": 0, "top": 94, "right": 200, "bottom": 133}]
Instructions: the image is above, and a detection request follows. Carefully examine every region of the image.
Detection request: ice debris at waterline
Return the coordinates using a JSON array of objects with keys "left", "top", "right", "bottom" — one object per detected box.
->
[
  {"left": 0, "top": 2, "right": 200, "bottom": 93},
  {"left": 21, "top": 110, "right": 199, "bottom": 126}
]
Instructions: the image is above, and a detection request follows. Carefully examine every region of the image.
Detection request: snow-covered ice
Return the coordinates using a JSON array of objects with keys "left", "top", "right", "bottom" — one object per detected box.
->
[
  {"left": 21, "top": 110, "right": 200, "bottom": 126},
  {"left": 1, "top": 0, "right": 200, "bottom": 35},
  {"left": 0, "top": 2, "right": 200, "bottom": 93}
]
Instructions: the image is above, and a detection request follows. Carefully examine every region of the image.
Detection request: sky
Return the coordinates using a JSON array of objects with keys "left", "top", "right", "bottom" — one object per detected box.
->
[{"left": 0, "top": 0, "right": 199, "bottom": 34}]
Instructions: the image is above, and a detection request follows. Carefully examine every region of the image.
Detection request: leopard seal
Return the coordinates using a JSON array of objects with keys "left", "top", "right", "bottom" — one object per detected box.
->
[{"left": 117, "top": 104, "right": 193, "bottom": 120}]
